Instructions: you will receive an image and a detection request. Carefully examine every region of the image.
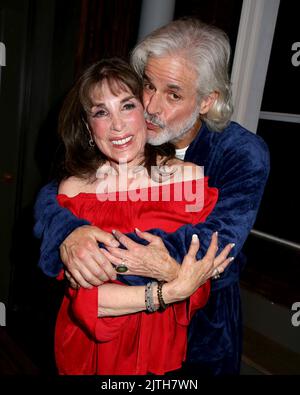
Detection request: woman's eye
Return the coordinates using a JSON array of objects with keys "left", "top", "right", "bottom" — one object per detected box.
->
[
  {"left": 123, "top": 103, "right": 136, "bottom": 110},
  {"left": 93, "top": 109, "right": 107, "bottom": 117}
]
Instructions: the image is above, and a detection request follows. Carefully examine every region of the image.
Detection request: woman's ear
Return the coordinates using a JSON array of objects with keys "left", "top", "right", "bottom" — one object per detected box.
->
[{"left": 199, "top": 91, "right": 219, "bottom": 115}]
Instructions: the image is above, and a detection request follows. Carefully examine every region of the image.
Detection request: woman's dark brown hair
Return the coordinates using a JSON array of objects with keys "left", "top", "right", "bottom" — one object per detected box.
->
[{"left": 58, "top": 58, "right": 175, "bottom": 180}]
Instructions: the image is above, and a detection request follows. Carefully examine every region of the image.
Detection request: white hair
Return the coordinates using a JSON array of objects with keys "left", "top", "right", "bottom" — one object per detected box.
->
[{"left": 131, "top": 18, "right": 233, "bottom": 131}]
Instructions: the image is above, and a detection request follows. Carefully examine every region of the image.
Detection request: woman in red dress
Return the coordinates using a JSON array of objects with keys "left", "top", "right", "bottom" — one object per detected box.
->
[{"left": 53, "top": 59, "right": 233, "bottom": 375}]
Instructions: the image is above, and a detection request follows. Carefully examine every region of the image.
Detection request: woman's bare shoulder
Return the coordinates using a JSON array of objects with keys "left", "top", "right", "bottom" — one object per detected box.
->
[{"left": 58, "top": 176, "right": 90, "bottom": 197}]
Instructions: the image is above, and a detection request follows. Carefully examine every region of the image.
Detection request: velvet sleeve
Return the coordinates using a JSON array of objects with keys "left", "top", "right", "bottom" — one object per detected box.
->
[
  {"left": 161, "top": 135, "right": 270, "bottom": 261},
  {"left": 33, "top": 180, "right": 90, "bottom": 277}
]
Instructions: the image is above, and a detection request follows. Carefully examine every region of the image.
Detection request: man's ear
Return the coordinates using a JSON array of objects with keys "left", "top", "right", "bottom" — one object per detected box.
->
[{"left": 199, "top": 91, "right": 219, "bottom": 115}]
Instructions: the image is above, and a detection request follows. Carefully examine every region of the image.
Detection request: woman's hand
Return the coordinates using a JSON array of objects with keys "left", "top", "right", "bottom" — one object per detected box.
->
[
  {"left": 164, "top": 232, "right": 234, "bottom": 302},
  {"left": 100, "top": 229, "right": 180, "bottom": 282}
]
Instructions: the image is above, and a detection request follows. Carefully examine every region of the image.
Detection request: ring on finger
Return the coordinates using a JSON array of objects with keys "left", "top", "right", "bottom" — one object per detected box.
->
[
  {"left": 212, "top": 267, "right": 221, "bottom": 280},
  {"left": 115, "top": 258, "right": 129, "bottom": 273}
]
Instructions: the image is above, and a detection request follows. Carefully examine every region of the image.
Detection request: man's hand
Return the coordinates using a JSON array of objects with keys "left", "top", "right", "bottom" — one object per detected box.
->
[
  {"left": 100, "top": 228, "right": 180, "bottom": 282},
  {"left": 60, "top": 225, "right": 120, "bottom": 288}
]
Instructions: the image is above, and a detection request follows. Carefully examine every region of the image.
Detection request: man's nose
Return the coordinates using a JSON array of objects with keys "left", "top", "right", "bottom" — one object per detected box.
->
[{"left": 144, "top": 91, "right": 162, "bottom": 115}]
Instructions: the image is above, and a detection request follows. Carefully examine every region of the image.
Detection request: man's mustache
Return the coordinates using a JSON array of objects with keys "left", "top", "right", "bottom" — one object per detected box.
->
[{"left": 144, "top": 112, "right": 165, "bottom": 129}]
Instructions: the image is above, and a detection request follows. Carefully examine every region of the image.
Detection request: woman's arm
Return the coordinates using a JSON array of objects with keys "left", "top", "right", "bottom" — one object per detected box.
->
[
  {"left": 98, "top": 280, "right": 200, "bottom": 317},
  {"left": 98, "top": 283, "right": 158, "bottom": 316}
]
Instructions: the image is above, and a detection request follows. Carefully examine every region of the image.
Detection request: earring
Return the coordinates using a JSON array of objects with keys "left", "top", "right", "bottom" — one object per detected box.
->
[
  {"left": 82, "top": 117, "right": 95, "bottom": 147},
  {"left": 88, "top": 137, "right": 95, "bottom": 147}
]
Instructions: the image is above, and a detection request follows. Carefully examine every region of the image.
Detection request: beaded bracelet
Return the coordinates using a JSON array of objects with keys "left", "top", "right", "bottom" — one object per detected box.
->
[
  {"left": 157, "top": 281, "right": 168, "bottom": 311},
  {"left": 145, "top": 281, "right": 158, "bottom": 313}
]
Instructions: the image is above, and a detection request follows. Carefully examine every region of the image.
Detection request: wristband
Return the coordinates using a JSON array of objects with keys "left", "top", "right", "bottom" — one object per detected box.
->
[
  {"left": 157, "top": 281, "right": 168, "bottom": 311},
  {"left": 145, "top": 281, "right": 158, "bottom": 313}
]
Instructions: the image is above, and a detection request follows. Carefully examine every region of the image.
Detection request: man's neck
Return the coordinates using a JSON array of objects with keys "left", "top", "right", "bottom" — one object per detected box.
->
[{"left": 173, "top": 118, "right": 202, "bottom": 149}]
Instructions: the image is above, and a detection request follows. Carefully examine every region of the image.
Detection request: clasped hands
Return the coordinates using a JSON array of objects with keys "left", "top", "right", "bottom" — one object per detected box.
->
[{"left": 60, "top": 225, "right": 234, "bottom": 291}]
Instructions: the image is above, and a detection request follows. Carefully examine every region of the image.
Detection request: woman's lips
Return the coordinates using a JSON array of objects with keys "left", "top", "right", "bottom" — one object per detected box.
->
[{"left": 111, "top": 135, "right": 133, "bottom": 149}]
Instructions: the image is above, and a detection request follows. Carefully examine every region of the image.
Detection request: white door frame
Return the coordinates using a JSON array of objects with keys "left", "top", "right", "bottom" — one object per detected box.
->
[{"left": 231, "top": 0, "right": 280, "bottom": 133}]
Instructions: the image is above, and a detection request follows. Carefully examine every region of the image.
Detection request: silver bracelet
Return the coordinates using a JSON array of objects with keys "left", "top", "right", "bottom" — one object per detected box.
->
[{"left": 145, "top": 281, "right": 158, "bottom": 313}]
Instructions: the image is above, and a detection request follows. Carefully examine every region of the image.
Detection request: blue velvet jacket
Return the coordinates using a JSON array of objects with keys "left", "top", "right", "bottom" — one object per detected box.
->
[{"left": 34, "top": 121, "right": 270, "bottom": 372}]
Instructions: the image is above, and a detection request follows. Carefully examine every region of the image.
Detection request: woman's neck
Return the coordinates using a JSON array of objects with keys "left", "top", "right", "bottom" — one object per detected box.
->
[{"left": 108, "top": 155, "right": 145, "bottom": 177}]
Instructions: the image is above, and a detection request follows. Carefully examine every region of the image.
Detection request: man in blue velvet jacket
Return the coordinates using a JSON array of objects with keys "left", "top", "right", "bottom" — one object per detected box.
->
[{"left": 34, "top": 19, "right": 269, "bottom": 375}]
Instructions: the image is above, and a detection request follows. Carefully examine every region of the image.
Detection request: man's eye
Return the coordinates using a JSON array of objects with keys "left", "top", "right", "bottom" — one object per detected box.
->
[
  {"left": 170, "top": 93, "right": 181, "bottom": 101},
  {"left": 144, "top": 82, "right": 155, "bottom": 91}
]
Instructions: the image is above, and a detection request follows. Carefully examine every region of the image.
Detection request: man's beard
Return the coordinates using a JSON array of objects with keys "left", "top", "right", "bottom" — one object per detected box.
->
[{"left": 144, "top": 107, "right": 200, "bottom": 146}]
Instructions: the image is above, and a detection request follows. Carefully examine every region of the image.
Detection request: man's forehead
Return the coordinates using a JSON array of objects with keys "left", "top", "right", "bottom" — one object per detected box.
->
[{"left": 144, "top": 55, "right": 197, "bottom": 90}]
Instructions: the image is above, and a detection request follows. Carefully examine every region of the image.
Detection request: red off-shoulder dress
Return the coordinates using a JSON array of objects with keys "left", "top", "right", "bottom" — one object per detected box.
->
[{"left": 55, "top": 178, "right": 218, "bottom": 375}]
